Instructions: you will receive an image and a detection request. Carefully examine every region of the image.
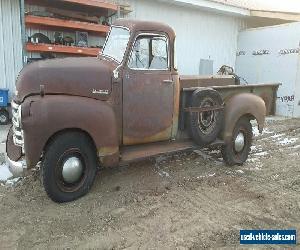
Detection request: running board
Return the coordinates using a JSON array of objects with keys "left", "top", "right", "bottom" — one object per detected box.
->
[
  {"left": 119, "top": 139, "right": 224, "bottom": 165},
  {"left": 120, "top": 140, "right": 197, "bottom": 165}
]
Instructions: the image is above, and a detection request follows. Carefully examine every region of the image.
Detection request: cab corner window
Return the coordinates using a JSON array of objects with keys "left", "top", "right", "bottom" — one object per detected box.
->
[{"left": 128, "top": 35, "right": 168, "bottom": 70}]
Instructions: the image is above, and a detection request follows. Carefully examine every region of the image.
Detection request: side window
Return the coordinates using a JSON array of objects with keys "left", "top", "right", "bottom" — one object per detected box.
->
[
  {"left": 150, "top": 37, "right": 168, "bottom": 70},
  {"left": 128, "top": 35, "right": 169, "bottom": 70},
  {"left": 128, "top": 37, "right": 150, "bottom": 69}
]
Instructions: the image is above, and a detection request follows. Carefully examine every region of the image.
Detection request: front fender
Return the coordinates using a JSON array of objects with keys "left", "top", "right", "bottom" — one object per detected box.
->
[
  {"left": 22, "top": 95, "right": 119, "bottom": 168},
  {"left": 223, "top": 93, "right": 266, "bottom": 142}
]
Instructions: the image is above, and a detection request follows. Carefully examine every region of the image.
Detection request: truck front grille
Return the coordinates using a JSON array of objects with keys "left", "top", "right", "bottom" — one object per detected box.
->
[{"left": 11, "top": 101, "right": 24, "bottom": 148}]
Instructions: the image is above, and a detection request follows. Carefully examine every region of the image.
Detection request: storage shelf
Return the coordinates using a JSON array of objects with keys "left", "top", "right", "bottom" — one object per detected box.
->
[
  {"left": 25, "top": 0, "right": 118, "bottom": 15},
  {"left": 26, "top": 43, "right": 101, "bottom": 56},
  {"left": 60, "top": 0, "right": 118, "bottom": 11},
  {"left": 25, "top": 15, "right": 109, "bottom": 35}
]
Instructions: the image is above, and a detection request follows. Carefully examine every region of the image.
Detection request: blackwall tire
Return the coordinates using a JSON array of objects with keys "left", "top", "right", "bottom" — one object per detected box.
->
[
  {"left": 0, "top": 110, "right": 9, "bottom": 125},
  {"left": 221, "top": 117, "right": 253, "bottom": 166},
  {"left": 42, "top": 131, "right": 98, "bottom": 203},
  {"left": 189, "top": 89, "right": 224, "bottom": 146}
]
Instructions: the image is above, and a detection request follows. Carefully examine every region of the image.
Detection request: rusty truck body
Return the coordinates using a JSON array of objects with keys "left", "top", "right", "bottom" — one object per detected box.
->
[{"left": 6, "top": 20, "right": 279, "bottom": 202}]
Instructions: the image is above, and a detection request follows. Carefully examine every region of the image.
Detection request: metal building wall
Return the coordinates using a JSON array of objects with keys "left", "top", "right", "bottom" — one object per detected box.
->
[
  {"left": 127, "top": 0, "right": 244, "bottom": 75},
  {"left": 0, "top": 0, "right": 23, "bottom": 100},
  {"left": 236, "top": 22, "right": 300, "bottom": 117}
]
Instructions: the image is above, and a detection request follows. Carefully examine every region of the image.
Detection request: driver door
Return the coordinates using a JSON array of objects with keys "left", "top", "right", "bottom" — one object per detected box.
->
[{"left": 122, "top": 33, "right": 174, "bottom": 145}]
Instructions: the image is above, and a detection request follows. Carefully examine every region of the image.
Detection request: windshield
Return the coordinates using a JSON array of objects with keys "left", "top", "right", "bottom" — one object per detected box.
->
[{"left": 102, "top": 26, "right": 130, "bottom": 63}]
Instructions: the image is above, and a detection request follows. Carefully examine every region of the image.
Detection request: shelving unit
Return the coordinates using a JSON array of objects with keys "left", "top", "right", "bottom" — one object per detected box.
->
[
  {"left": 25, "top": 0, "right": 118, "bottom": 16},
  {"left": 25, "top": 15, "right": 110, "bottom": 35},
  {"left": 26, "top": 43, "right": 101, "bottom": 56},
  {"left": 24, "top": 0, "right": 119, "bottom": 59}
]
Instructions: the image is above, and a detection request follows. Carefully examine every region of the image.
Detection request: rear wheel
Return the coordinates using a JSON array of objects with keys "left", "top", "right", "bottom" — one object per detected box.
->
[
  {"left": 42, "top": 131, "right": 98, "bottom": 203},
  {"left": 221, "top": 117, "right": 253, "bottom": 166}
]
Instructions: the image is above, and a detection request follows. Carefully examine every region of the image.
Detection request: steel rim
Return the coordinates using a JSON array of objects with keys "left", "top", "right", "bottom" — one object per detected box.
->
[
  {"left": 234, "top": 132, "right": 245, "bottom": 152},
  {"left": 56, "top": 149, "right": 88, "bottom": 192},
  {"left": 62, "top": 157, "right": 84, "bottom": 184},
  {"left": 197, "top": 97, "right": 216, "bottom": 134}
]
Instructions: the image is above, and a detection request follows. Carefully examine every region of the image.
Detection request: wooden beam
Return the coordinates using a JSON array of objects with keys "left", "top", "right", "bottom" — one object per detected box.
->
[
  {"left": 25, "top": 15, "right": 109, "bottom": 35},
  {"left": 61, "top": 0, "right": 118, "bottom": 11},
  {"left": 26, "top": 43, "right": 101, "bottom": 56}
]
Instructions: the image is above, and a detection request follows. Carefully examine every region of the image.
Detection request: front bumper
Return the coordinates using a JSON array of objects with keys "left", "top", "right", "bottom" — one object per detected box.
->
[{"left": 6, "top": 154, "right": 27, "bottom": 177}]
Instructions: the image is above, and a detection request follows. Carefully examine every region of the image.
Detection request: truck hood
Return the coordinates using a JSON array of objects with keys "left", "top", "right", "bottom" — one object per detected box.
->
[{"left": 15, "top": 57, "right": 117, "bottom": 102}]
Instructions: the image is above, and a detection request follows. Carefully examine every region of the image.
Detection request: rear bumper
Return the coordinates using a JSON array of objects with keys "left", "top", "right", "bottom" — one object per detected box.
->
[{"left": 5, "top": 154, "right": 27, "bottom": 177}]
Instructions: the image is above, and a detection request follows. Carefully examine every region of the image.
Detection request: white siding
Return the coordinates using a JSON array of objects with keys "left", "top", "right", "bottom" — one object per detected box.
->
[
  {"left": 236, "top": 22, "right": 300, "bottom": 117},
  {"left": 0, "top": 0, "right": 23, "bottom": 100},
  {"left": 127, "top": 0, "right": 244, "bottom": 74}
]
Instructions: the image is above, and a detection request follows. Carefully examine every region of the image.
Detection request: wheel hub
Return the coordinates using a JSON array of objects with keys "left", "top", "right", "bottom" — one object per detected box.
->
[
  {"left": 62, "top": 157, "right": 83, "bottom": 184},
  {"left": 234, "top": 132, "right": 245, "bottom": 152},
  {"left": 198, "top": 98, "right": 215, "bottom": 134}
]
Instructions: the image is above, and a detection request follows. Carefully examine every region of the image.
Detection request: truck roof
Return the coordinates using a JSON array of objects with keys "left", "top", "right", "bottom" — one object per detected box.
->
[{"left": 113, "top": 19, "right": 176, "bottom": 40}]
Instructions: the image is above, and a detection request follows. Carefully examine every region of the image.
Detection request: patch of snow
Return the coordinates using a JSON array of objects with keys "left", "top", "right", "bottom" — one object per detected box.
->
[
  {"left": 251, "top": 145, "right": 264, "bottom": 154},
  {"left": 0, "top": 163, "right": 12, "bottom": 182},
  {"left": 271, "top": 133, "right": 285, "bottom": 139},
  {"left": 5, "top": 177, "right": 20, "bottom": 187},
  {"left": 252, "top": 127, "right": 260, "bottom": 137},
  {"left": 291, "top": 144, "right": 300, "bottom": 149},
  {"left": 278, "top": 137, "right": 298, "bottom": 145},
  {"left": 253, "top": 151, "right": 268, "bottom": 157},
  {"left": 158, "top": 170, "right": 170, "bottom": 178},
  {"left": 252, "top": 127, "right": 272, "bottom": 137},
  {"left": 197, "top": 173, "right": 216, "bottom": 179},
  {"left": 247, "top": 158, "right": 259, "bottom": 163},
  {"left": 236, "top": 170, "right": 244, "bottom": 174}
]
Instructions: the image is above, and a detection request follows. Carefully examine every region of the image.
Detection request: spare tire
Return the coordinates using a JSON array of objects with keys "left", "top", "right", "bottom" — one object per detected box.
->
[{"left": 189, "top": 88, "right": 224, "bottom": 146}]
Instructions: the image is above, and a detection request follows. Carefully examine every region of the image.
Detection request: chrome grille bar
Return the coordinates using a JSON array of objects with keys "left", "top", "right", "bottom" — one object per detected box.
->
[{"left": 11, "top": 101, "right": 24, "bottom": 147}]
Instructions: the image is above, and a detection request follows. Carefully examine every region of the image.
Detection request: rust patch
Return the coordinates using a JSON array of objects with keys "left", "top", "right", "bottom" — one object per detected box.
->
[
  {"left": 98, "top": 146, "right": 119, "bottom": 157},
  {"left": 123, "top": 126, "right": 173, "bottom": 145}
]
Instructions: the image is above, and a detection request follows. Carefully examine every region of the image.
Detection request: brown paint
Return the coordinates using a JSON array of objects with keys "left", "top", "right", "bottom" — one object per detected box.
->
[{"left": 7, "top": 19, "right": 279, "bottom": 169}]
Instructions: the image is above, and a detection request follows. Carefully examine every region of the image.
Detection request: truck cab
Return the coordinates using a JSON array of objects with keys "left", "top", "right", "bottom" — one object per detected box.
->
[{"left": 6, "top": 19, "right": 278, "bottom": 202}]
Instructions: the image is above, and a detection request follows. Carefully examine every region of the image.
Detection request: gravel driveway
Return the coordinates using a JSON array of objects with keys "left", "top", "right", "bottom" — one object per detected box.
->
[{"left": 0, "top": 117, "right": 299, "bottom": 249}]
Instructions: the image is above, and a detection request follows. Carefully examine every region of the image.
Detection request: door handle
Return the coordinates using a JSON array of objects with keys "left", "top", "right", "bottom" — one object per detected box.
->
[{"left": 162, "top": 80, "right": 174, "bottom": 84}]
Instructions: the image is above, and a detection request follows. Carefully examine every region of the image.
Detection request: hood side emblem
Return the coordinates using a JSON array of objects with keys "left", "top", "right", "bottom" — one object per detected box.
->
[{"left": 92, "top": 89, "right": 109, "bottom": 95}]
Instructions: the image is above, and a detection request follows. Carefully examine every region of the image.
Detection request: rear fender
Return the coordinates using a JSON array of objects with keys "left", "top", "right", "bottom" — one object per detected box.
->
[
  {"left": 22, "top": 95, "right": 119, "bottom": 168},
  {"left": 223, "top": 93, "right": 266, "bottom": 142}
]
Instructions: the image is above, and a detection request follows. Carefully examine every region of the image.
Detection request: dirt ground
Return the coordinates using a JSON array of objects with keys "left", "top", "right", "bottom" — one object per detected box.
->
[{"left": 0, "top": 117, "right": 299, "bottom": 249}]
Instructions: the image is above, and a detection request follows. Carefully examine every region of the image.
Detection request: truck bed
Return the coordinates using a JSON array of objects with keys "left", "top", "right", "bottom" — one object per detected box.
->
[
  {"left": 178, "top": 76, "right": 280, "bottom": 132},
  {"left": 179, "top": 74, "right": 280, "bottom": 116}
]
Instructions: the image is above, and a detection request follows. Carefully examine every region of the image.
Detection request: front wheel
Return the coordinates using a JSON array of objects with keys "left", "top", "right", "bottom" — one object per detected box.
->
[
  {"left": 42, "top": 131, "right": 98, "bottom": 203},
  {"left": 221, "top": 117, "right": 253, "bottom": 166}
]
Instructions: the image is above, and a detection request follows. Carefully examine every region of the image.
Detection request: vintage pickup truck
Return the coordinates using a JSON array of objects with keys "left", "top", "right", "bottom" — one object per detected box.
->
[{"left": 6, "top": 19, "right": 279, "bottom": 202}]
